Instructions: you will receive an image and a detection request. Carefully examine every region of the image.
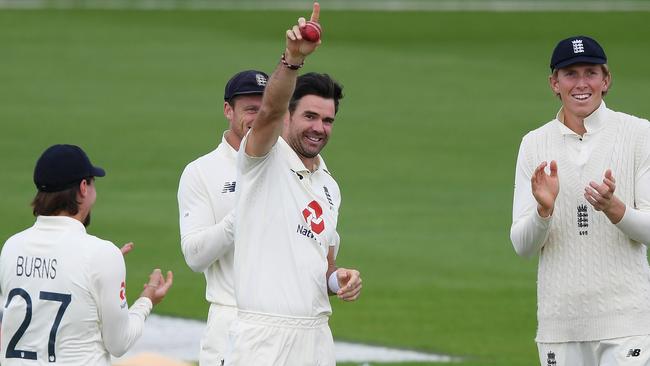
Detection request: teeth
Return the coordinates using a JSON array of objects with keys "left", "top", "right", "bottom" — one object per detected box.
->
[
  {"left": 573, "top": 93, "right": 591, "bottom": 100},
  {"left": 306, "top": 136, "right": 322, "bottom": 142}
]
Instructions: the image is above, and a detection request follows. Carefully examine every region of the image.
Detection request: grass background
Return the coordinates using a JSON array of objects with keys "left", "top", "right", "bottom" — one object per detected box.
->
[{"left": 1, "top": 5, "right": 650, "bottom": 366}]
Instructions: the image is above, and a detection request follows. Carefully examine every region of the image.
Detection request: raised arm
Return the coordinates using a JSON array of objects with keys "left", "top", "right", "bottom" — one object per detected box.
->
[
  {"left": 510, "top": 138, "right": 557, "bottom": 258},
  {"left": 245, "top": 2, "right": 322, "bottom": 157}
]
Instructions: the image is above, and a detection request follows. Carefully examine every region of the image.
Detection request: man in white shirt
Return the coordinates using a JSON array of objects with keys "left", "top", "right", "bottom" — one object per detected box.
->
[
  {"left": 511, "top": 36, "right": 650, "bottom": 366},
  {"left": 177, "top": 69, "right": 268, "bottom": 365},
  {"left": 227, "top": 3, "right": 362, "bottom": 366},
  {"left": 0, "top": 144, "right": 173, "bottom": 366}
]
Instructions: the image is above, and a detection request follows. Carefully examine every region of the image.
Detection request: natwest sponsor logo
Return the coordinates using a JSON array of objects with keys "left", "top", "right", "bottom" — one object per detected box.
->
[{"left": 302, "top": 200, "right": 325, "bottom": 234}]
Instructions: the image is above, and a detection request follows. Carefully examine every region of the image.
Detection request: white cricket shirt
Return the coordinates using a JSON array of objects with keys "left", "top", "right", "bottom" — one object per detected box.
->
[
  {"left": 234, "top": 136, "right": 341, "bottom": 317},
  {"left": 510, "top": 102, "right": 650, "bottom": 342},
  {"left": 0, "top": 216, "right": 151, "bottom": 365},
  {"left": 178, "top": 133, "right": 237, "bottom": 307}
]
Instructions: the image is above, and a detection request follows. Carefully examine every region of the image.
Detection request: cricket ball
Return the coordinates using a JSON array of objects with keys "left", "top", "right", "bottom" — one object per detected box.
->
[{"left": 300, "top": 21, "right": 322, "bottom": 42}]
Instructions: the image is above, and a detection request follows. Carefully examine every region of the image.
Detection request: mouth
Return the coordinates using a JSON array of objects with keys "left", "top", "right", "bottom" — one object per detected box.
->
[
  {"left": 305, "top": 135, "right": 324, "bottom": 143},
  {"left": 572, "top": 93, "right": 592, "bottom": 101}
]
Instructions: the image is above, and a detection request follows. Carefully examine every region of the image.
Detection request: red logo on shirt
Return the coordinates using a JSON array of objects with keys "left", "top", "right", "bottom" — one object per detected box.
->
[
  {"left": 302, "top": 200, "right": 325, "bottom": 234},
  {"left": 120, "top": 281, "right": 126, "bottom": 301}
]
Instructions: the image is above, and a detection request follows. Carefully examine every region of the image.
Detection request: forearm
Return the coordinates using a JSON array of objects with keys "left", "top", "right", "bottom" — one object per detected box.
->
[
  {"left": 181, "top": 212, "right": 235, "bottom": 272},
  {"left": 246, "top": 59, "right": 299, "bottom": 157},
  {"left": 511, "top": 209, "right": 552, "bottom": 258},
  {"left": 616, "top": 205, "right": 650, "bottom": 244},
  {"left": 103, "top": 297, "right": 152, "bottom": 357},
  {"left": 96, "top": 249, "right": 151, "bottom": 357},
  {"left": 262, "top": 56, "right": 300, "bottom": 120}
]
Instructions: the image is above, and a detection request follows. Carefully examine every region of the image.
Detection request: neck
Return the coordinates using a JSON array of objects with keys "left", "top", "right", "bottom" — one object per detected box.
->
[
  {"left": 561, "top": 111, "right": 587, "bottom": 136},
  {"left": 300, "top": 156, "right": 319, "bottom": 173},
  {"left": 224, "top": 130, "right": 241, "bottom": 151}
]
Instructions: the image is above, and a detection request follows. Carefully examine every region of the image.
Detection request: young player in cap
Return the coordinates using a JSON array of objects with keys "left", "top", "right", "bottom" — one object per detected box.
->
[
  {"left": 177, "top": 69, "right": 268, "bottom": 365},
  {"left": 226, "top": 3, "right": 362, "bottom": 366},
  {"left": 0, "top": 144, "right": 173, "bottom": 365},
  {"left": 511, "top": 35, "right": 650, "bottom": 365}
]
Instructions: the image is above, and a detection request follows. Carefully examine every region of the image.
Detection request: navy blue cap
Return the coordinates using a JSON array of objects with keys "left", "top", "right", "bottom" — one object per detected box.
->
[
  {"left": 550, "top": 35, "right": 607, "bottom": 71},
  {"left": 34, "top": 144, "right": 105, "bottom": 192},
  {"left": 224, "top": 70, "right": 268, "bottom": 101}
]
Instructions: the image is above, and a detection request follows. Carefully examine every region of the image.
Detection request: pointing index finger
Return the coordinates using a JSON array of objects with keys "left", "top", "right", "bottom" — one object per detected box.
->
[{"left": 310, "top": 2, "right": 320, "bottom": 23}]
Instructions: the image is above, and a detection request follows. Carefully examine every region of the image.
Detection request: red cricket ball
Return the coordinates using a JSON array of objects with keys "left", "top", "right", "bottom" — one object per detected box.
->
[{"left": 300, "top": 21, "right": 322, "bottom": 42}]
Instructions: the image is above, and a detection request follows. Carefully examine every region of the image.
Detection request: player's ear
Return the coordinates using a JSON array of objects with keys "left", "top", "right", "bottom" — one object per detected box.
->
[
  {"left": 602, "top": 73, "right": 611, "bottom": 93},
  {"left": 78, "top": 179, "right": 88, "bottom": 198},
  {"left": 224, "top": 101, "right": 234, "bottom": 121},
  {"left": 549, "top": 73, "right": 560, "bottom": 94}
]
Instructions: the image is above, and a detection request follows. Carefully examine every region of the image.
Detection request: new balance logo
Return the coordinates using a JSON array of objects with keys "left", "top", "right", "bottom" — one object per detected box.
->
[
  {"left": 547, "top": 351, "right": 556, "bottom": 366},
  {"left": 222, "top": 181, "right": 236, "bottom": 193},
  {"left": 627, "top": 349, "right": 641, "bottom": 357}
]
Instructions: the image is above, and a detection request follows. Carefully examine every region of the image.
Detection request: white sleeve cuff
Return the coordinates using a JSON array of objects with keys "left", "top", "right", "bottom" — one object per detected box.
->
[
  {"left": 328, "top": 271, "right": 340, "bottom": 293},
  {"left": 616, "top": 204, "right": 650, "bottom": 244}
]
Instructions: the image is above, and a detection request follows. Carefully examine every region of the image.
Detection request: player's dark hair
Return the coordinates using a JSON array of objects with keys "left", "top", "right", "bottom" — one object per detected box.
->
[
  {"left": 225, "top": 96, "right": 238, "bottom": 108},
  {"left": 289, "top": 73, "right": 343, "bottom": 115},
  {"left": 31, "top": 178, "right": 91, "bottom": 217}
]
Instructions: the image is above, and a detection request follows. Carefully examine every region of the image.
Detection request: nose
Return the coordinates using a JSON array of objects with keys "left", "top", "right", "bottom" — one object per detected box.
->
[
  {"left": 311, "top": 119, "right": 325, "bottom": 134},
  {"left": 575, "top": 74, "right": 589, "bottom": 88}
]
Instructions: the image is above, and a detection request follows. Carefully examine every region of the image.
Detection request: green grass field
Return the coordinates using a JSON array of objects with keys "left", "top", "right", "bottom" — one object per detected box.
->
[{"left": 2, "top": 6, "right": 650, "bottom": 366}]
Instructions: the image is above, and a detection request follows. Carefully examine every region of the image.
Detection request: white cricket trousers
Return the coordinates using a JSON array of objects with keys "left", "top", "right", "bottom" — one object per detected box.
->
[
  {"left": 224, "top": 310, "right": 335, "bottom": 366},
  {"left": 538, "top": 335, "right": 650, "bottom": 366},
  {"left": 199, "top": 304, "right": 237, "bottom": 366}
]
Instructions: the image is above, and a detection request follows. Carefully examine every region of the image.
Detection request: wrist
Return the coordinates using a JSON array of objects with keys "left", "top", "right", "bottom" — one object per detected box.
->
[
  {"left": 537, "top": 204, "right": 553, "bottom": 218},
  {"left": 604, "top": 198, "right": 626, "bottom": 224},
  {"left": 281, "top": 51, "right": 304, "bottom": 70}
]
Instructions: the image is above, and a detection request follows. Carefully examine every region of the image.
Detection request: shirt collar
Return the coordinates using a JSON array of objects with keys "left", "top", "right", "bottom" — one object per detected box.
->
[
  {"left": 219, "top": 131, "right": 238, "bottom": 159},
  {"left": 35, "top": 215, "right": 87, "bottom": 233},
  {"left": 554, "top": 101, "right": 608, "bottom": 135},
  {"left": 278, "top": 137, "right": 326, "bottom": 174}
]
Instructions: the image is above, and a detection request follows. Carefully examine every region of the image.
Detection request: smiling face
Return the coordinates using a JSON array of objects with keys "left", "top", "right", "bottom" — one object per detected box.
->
[
  {"left": 550, "top": 63, "right": 611, "bottom": 124},
  {"left": 283, "top": 94, "right": 336, "bottom": 164},
  {"left": 224, "top": 94, "right": 263, "bottom": 149}
]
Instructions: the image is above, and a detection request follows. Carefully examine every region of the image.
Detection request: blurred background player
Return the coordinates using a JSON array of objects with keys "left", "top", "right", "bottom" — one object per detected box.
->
[
  {"left": 510, "top": 36, "right": 650, "bottom": 365},
  {"left": 177, "top": 69, "right": 267, "bottom": 365},
  {"left": 0, "top": 144, "right": 172, "bottom": 365},
  {"left": 226, "top": 3, "right": 362, "bottom": 366}
]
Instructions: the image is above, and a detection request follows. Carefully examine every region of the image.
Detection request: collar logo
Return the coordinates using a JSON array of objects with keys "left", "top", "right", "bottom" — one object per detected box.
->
[
  {"left": 572, "top": 39, "right": 584, "bottom": 54},
  {"left": 302, "top": 200, "right": 325, "bottom": 234},
  {"left": 256, "top": 74, "right": 267, "bottom": 86}
]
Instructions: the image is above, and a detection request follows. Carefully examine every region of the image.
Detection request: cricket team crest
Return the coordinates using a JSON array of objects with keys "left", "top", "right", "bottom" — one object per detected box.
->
[
  {"left": 572, "top": 39, "right": 584, "bottom": 54},
  {"left": 302, "top": 200, "right": 325, "bottom": 234},
  {"left": 256, "top": 73, "right": 267, "bottom": 86}
]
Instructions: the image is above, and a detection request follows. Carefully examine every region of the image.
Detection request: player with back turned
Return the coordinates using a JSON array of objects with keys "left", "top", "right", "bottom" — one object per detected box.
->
[
  {"left": 511, "top": 36, "right": 650, "bottom": 365},
  {"left": 0, "top": 144, "right": 173, "bottom": 366},
  {"left": 226, "top": 3, "right": 362, "bottom": 366}
]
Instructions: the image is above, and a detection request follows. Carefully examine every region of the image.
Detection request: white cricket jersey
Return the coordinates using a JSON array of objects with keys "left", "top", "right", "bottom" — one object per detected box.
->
[
  {"left": 511, "top": 102, "right": 650, "bottom": 342},
  {"left": 0, "top": 216, "right": 151, "bottom": 365},
  {"left": 178, "top": 133, "right": 237, "bottom": 307},
  {"left": 234, "top": 136, "right": 341, "bottom": 317}
]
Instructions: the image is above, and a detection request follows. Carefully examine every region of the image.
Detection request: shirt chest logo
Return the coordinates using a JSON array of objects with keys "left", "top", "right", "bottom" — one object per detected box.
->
[
  {"left": 222, "top": 181, "right": 236, "bottom": 193},
  {"left": 302, "top": 200, "right": 325, "bottom": 234}
]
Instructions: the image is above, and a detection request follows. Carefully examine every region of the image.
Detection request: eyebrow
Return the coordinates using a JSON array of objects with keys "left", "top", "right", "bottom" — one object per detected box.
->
[{"left": 304, "top": 110, "right": 335, "bottom": 123}]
